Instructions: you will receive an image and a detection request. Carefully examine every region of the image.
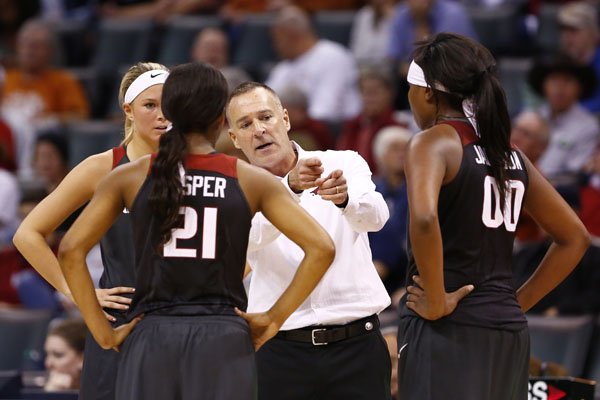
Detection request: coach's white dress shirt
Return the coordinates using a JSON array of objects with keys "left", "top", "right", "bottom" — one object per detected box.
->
[{"left": 247, "top": 143, "right": 391, "bottom": 330}]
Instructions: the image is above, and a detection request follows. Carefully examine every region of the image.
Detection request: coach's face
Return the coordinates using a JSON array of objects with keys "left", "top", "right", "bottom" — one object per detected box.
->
[{"left": 228, "top": 88, "right": 295, "bottom": 176}]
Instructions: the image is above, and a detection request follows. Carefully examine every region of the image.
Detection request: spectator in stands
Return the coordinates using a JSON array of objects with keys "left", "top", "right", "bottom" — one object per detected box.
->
[
  {"left": 386, "top": 0, "right": 477, "bottom": 109},
  {"left": 44, "top": 318, "right": 86, "bottom": 391},
  {"left": 510, "top": 110, "right": 549, "bottom": 245},
  {"left": 0, "top": 65, "right": 16, "bottom": 172},
  {"left": 528, "top": 54, "right": 599, "bottom": 200},
  {"left": 0, "top": 132, "right": 19, "bottom": 248},
  {"left": 337, "top": 68, "right": 402, "bottom": 173},
  {"left": 33, "top": 133, "right": 70, "bottom": 194},
  {"left": 0, "top": 0, "right": 40, "bottom": 67},
  {"left": 2, "top": 18, "right": 89, "bottom": 176},
  {"left": 349, "top": 0, "right": 397, "bottom": 67},
  {"left": 279, "top": 85, "right": 334, "bottom": 150},
  {"left": 558, "top": 1, "right": 600, "bottom": 113},
  {"left": 191, "top": 27, "right": 251, "bottom": 93},
  {"left": 3, "top": 18, "right": 90, "bottom": 123},
  {"left": 266, "top": 6, "right": 362, "bottom": 123},
  {"left": 368, "top": 126, "right": 410, "bottom": 298},
  {"left": 387, "top": 0, "right": 477, "bottom": 76},
  {"left": 581, "top": 147, "right": 600, "bottom": 241},
  {"left": 513, "top": 146, "right": 600, "bottom": 317}
]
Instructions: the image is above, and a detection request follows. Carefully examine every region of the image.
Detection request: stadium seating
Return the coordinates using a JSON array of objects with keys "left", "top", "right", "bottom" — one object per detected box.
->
[
  {"left": 583, "top": 316, "right": 600, "bottom": 399},
  {"left": 232, "top": 14, "right": 278, "bottom": 75},
  {"left": 535, "top": 4, "right": 561, "bottom": 55},
  {"left": 468, "top": 5, "right": 527, "bottom": 56},
  {"left": 91, "top": 18, "right": 155, "bottom": 78},
  {"left": 527, "top": 314, "right": 595, "bottom": 378},
  {"left": 313, "top": 11, "right": 355, "bottom": 47},
  {"left": 52, "top": 20, "right": 92, "bottom": 68},
  {"left": 0, "top": 309, "right": 53, "bottom": 371},
  {"left": 497, "top": 56, "right": 534, "bottom": 117},
  {"left": 157, "top": 15, "right": 225, "bottom": 67},
  {"left": 65, "top": 120, "right": 123, "bottom": 167}
]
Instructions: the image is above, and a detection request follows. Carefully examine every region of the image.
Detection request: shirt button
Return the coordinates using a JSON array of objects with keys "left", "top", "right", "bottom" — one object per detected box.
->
[{"left": 365, "top": 322, "right": 373, "bottom": 331}]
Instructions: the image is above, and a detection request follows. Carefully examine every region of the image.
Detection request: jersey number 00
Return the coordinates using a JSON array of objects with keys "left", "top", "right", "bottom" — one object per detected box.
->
[{"left": 482, "top": 176, "right": 525, "bottom": 232}]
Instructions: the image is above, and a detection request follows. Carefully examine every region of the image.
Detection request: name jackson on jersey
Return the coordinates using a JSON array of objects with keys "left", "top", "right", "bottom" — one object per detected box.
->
[
  {"left": 184, "top": 174, "right": 227, "bottom": 198},
  {"left": 473, "top": 145, "right": 524, "bottom": 171}
]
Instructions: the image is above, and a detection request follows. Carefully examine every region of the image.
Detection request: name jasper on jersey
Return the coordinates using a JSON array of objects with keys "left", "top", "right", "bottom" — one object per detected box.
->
[{"left": 185, "top": 174, "right": 227, "bottom": 198}]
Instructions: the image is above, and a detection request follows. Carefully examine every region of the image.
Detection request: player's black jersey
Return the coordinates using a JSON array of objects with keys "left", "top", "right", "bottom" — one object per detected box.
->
[
  {"left": 128, "top": 153, "right": 252, "bottom": 318},
  {"left": 401, "top": 120, "right": 529, "bottom": 330},
  {"left": 99, "top": 146, "right": 136, "bottom": 323}
]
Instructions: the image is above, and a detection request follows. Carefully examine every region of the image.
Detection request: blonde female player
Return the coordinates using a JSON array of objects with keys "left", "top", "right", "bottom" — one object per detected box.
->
[{"left": 13, "top": 62, "right": 169, "bottom": 400}]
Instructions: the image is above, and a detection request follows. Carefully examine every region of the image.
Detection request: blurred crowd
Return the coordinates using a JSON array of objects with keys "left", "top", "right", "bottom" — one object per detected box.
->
[{"left": 1, "top": 0, "right": 600, "bottom": 395}]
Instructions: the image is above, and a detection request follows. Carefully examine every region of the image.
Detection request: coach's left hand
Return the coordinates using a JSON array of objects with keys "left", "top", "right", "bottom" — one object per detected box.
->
[{"left": 315, "top": 170, "right": 348, "bottom": 206}]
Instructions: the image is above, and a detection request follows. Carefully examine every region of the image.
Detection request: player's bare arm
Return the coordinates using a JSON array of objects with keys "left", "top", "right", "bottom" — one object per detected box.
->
[
  {"left": 236, "top": 160, "right": 335, "bottom": 350},
  {"left": 405, "top": 125, "right": 474, "bottom": 320},
  {"left": 517, "top": 153, "right": 590, "bottom": 312}
]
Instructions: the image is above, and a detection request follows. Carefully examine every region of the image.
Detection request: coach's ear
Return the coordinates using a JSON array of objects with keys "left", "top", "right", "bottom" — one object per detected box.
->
[{"left": 228, "top": 129, "right": 241, "bottom": 149}]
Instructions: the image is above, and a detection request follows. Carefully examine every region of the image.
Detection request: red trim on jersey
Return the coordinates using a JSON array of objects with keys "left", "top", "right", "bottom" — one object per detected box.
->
[
  {"left": 439, "top": 120, "right": 478, "bottom": 147},
  {"left": 112, "top": 146, "right": 127, "bottom": 169},
  {"left": 185, "top": 153, "right": 238, "bottom": 178},
  {"left": 147, "top": 153, "right": 157, "bottom": 176},
  {"left": 146, "top": 153, "right": 238, "bottom": 178}
]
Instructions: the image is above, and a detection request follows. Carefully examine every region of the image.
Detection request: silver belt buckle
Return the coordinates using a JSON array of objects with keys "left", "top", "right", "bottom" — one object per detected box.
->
[{"left": 311, "top": 328, "right": 327, "bottom": 346}]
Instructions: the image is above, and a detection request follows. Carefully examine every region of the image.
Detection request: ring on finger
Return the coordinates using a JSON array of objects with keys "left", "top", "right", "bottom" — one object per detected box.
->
[{"left": 336, "top": 186, "right": 339, "bottom": 194}]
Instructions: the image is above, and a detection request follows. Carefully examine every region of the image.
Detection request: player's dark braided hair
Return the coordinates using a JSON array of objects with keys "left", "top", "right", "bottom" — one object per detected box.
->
[
  {"left": 148, "top": 62, "right": 228, "bottom": 249},
  {"left": 413, "top": 33, "right": 512, "bottom": 209}
]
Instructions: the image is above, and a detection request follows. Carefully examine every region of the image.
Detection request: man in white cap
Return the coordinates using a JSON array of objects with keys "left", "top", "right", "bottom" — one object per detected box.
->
[{"left": 558, "top": 1, "right": 600, "bottom": 112}]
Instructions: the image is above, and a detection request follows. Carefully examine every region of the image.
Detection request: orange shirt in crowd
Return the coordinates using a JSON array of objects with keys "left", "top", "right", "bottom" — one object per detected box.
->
[{"left": 4, "top": 69, "right": 90, "bottom": 120}]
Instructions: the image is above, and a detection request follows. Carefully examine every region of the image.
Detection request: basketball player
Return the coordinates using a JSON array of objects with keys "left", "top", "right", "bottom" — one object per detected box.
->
[
  {"left": 397, "top": 33, "right": 590, "bottom": 399},
  {"left": 57, "top": 62, "right": 335, "bottom": 400},
  {"left": 14, "top": 62, "right": 170, "bottom": 399}
]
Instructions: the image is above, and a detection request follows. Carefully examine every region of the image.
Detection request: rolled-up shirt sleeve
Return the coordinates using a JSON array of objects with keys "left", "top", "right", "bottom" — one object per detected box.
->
[{"left": 341, "top": 151, "right": 389, "bottom": 232}]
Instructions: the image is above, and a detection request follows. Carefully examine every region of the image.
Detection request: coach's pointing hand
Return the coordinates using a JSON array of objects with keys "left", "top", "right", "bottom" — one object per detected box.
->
[{"left": 287, "top": 158, "right": 324, "bottom": 192}]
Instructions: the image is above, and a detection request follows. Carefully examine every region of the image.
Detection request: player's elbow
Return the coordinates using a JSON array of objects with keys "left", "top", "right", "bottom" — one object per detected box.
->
[
  {"left": 313, "top": 236, "right": 336, "bottom": 270},
  {"left": 411, "top": 212, "right": 438, "bottom": 233},
  {"left": 554, "top": 221, "right": 591, "bottom": 253},
  {"left": 571, "top": 225, "right": 591, "bottom": 255},
  {"left": 95, "top": 333, "right": 116, "bottom": 350},
  {"left": 57, "top": 238, "right": 84, "bottom": 271},
  {"left": 12, "top": 226, "right": 26, "bottom": 251}
]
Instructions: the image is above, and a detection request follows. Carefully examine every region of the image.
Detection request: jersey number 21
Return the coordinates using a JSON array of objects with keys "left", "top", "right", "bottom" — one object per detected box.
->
[{"left": 163, "top": 206, "right": 217, "bottom": 259}]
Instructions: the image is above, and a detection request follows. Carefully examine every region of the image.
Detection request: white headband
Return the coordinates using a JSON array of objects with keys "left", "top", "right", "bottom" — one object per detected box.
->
[
  {"left": 124, "top": 69, "right": 169, "bottom": 104},
  {"left": 407, "top": 60, "right": 449, "bottom": 92},
  {"left": 407, "top": 60, "right": 479, "bottom": 136}
]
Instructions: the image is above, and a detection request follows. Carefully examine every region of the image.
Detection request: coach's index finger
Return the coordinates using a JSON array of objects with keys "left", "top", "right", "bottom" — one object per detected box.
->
[
  {"left": 299, "top": 157, "right": 324, "bottom": 174},
  {"left": 302, "top": 157, "right": 322, "bottom": 167}
]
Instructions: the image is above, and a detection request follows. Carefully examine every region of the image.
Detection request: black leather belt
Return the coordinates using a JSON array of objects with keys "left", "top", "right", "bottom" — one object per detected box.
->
[{"left": 275, "top": 314, "right": 379, "bottom": 346}]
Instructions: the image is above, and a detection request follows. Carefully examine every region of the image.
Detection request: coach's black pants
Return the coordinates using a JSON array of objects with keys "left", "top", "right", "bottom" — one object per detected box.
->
[{"left": 256, "top": 325, "right": 391, "bottom": 400}]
